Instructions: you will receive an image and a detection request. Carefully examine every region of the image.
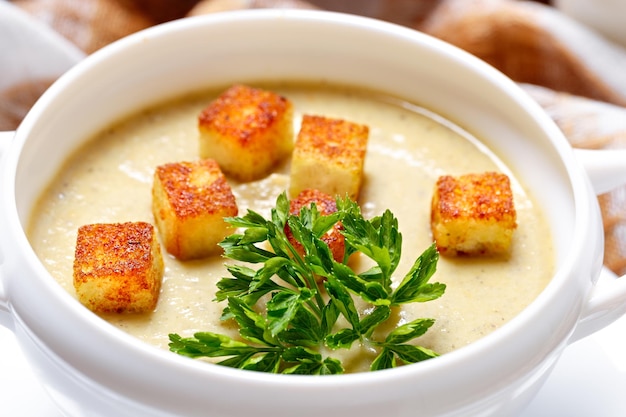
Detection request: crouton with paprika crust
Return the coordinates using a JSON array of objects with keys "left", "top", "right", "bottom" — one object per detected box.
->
[
  {"left": 286, "top": 188, "right": 345, "bottom": 264},
  {"left": 198, "top": 84, "right": 294, "bottom": 182},
  {"left": 73, "top": 222, "right": 163, "bottom": 314},
  {"left": 152, "top": 159, "right": 238, "bottom": 260},
  {"left": 289, "top": 114, "right": 369, "bottom": 200},
  {"left": 431, "top": 172, "right": 517, "bottom": 256}
]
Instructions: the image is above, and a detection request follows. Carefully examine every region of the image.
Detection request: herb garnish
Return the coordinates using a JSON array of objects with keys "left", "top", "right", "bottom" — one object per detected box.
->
[{"left": 169, "top": 192, "right": 445, "bottom": 374}]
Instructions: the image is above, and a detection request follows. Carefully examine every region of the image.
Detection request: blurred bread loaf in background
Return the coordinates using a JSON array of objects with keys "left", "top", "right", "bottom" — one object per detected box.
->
[
  {"left": 11, "top": 0, "right": 155, "bottom": 53},
  {"left": 418, "top": 0, "right": 626, "bottom": 106},
  {"left": 187, "top": 0, "right": 320, "bottom": 15}
]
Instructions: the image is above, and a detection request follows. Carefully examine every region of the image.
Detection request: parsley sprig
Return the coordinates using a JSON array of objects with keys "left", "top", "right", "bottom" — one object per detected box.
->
[{"left": 169, "top": 192, "right": 445, "bottom": 374}]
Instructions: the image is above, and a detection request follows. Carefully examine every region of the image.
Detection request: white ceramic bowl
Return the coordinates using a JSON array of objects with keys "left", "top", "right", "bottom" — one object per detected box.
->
[{"left": 2, "top": 10, "right": 626, "bottom": 417}]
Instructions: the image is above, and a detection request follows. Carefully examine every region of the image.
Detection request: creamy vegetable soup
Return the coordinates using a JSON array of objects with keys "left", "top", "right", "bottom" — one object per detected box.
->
[{"left": 28, "top": 83, "right": 554, "bottom": 372}]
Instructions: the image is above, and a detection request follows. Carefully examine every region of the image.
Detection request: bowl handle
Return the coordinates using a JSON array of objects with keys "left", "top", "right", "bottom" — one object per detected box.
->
[
  {"left": 574, "top": 148, "right": 626, "bottom": 195},
  {"left": 0, "top": 130, "right": 15, "bottom": 326},
  {"left": 569, "top": 148, "right": 626, "bottom": 342},
  {"left": 569, "top": 267, "right": 626, "bottom": 343}
]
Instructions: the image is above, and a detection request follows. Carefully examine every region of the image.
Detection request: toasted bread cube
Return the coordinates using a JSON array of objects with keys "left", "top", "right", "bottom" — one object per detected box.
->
[
  {"left": 286, "top": 189, "right": 345, "bottom": 264},
  {"left": 152, "top": 159, "right": 238, "bottom": 260},
  {"left": 198, "top": 84, "right": 294, "bottom": 181},
  {"left": 289, "top": 114, "right": 369, "bottom": 200},
  {"left": 431, "top": 172, "right": 517, "bottom": 256},
  {"left": 73, "top": 222, "right": 164, "bottom": 314}
]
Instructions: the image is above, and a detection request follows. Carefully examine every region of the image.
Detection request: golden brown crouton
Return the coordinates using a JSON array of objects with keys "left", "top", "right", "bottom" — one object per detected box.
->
[
  {"left": 431, "top": 172, "right": 517, "bottom": 256},
  {"left": 289, "top": 114, "right": 369, "bottom": 200},
  {"left": 152, "top": 159, "right": 238, "bottom": 260},
  {"left": 73, "top": 222, "right": 164, "bottom": 314},
  {"left": 198, "top": 84, "right": 294, "bottom": 182},
  {"left": 286, "top": 189, "right": 345, "bottom": 264}
]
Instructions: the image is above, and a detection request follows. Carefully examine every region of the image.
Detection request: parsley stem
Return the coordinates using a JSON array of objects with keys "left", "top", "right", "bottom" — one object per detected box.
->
[{"left": 277, "top": 230, "right": 327, "bottom": 313}]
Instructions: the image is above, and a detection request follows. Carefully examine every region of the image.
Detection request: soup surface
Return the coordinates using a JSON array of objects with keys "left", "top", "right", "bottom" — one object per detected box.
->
[{"left": 28, "top": 83, "right": 554, "bottom": 371}]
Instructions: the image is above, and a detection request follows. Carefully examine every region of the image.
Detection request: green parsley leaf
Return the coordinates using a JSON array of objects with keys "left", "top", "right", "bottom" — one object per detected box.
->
[
  {"left": 392, "top": 244, "right": 445, "bottom": 305},
  {"left": 169, "top": 192, "right": 445, "bottom": 373}
]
